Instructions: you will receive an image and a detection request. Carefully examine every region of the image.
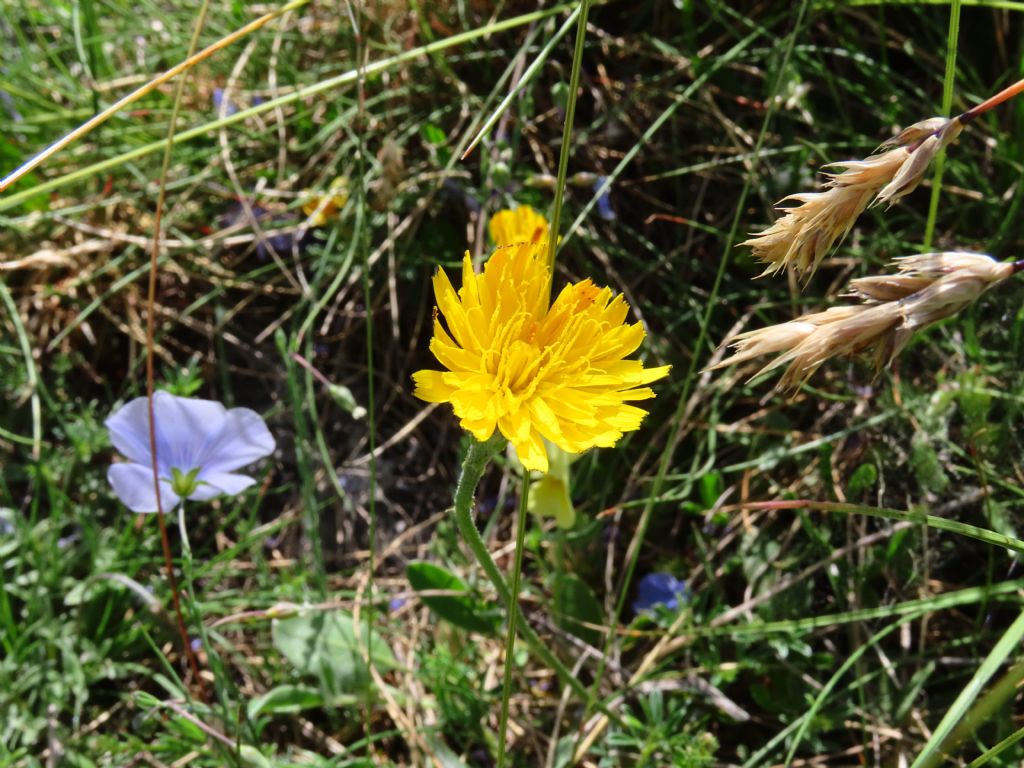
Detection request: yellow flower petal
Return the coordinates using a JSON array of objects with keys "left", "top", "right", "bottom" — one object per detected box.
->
[
  {"left": 489, "top": 205, "right": 549, "bottom": 246},
  {"left": 300, "top": 176, "right": 349, "bottom": 226},
  {"left": 412, "top": 212, "right": 669, "bottom": 469}
]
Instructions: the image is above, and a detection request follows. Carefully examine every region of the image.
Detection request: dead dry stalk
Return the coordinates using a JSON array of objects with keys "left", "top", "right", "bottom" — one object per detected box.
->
[{"left": 708, "top": 252, "right": 1018, "bottom": 391}]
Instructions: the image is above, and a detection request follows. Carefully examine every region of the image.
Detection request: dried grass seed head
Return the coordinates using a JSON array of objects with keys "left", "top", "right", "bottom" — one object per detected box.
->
[
  {"left": 708, "top": 252, "right": 1011, "bottom": 392},
  {"left": 743, "top": 117, "right": 964, "bottom": 280}
]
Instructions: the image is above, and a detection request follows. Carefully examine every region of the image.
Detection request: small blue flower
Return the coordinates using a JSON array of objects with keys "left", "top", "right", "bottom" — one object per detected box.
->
[
  {"left": 212, "top": 88, "right": 238, "bottom": 116},
  {"left": 593, "top": 176, "right": 615, "bottom": 221},
  {"left": 389, "top": 597, "right": 407, "bottom": 613},
  {"left": 105, "top": 391, "right": 275, "bottom": 513},
  {"left": 633, "top": 572, "right": 688, "bottom": 615}
]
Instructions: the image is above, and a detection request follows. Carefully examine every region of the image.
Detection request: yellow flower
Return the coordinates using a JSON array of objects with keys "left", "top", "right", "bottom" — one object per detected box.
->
[
  {"left": 412, "top": 241, "right": 670, "bottom": 472},
  {"left": 529, "top": 474, "right": 575, "bottom": 528},
  {"left": 300, "top": 176, "right": 349, "bottom": 226},
  {"left": 527, "top": 442, "right": 576, "bottom": 529},
  {"left": 489, "top": 205, "right": 549, "bottom": 246}
]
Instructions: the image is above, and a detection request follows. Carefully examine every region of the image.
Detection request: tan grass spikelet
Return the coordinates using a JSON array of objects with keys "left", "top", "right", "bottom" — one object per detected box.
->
[
  {"left": 743, "top": 117, "right": 964, "bottom": 280},
  {"left": 708, "top": 252, "right": 1013, "bottom": 392}
]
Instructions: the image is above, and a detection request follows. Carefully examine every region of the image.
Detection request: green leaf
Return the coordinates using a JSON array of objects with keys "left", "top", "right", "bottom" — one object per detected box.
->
[
  {"left": 133, "top": 691, "right": 161, "bottom": 709},
  {"left": 699, "top": 471, "right": 723, "bottom": 509},
  {"left": 272, "top": 610, "right": 396, "bottom": 697},
  {"left": 847, "top": 463, "right": 877, "bottom": 497},
  {"left": 238, "top": 745, "right": 273, "bottom": 768},
  {"left": 407, "top": 562, "right": 500, "bottom": 635},
  {"left": 167, "top": 714, "right": 205, "bottom": 744},
  {"left": 552, "top": 574, "right": 603, "bottom": 646},
  {"left": 423, "top": 733, "right": 471, "bottom": 768},
  {"left": 247, "top": 684, "right": 326, "bottom": 718},
  {"left": 420, "top": 123, "right": 447, "bottom": 146}
]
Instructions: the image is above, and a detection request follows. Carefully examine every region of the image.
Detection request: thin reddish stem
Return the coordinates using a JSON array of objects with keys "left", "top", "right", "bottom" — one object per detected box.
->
[
  {"left": 144, "top": 3, "right": 215, "bottom": 700},
  {"left": 958, "top": 78, "right": 1024, "bottom": 123},
  {"left": 146, "top": 210, "right": 205, "bottom": 700}
]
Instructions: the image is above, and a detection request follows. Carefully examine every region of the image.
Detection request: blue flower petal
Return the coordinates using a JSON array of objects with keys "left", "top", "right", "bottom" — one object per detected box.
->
[
  {"left": 153, "top": 392, "right": 228, "bottom": 471},
  {"left": 633, "top": 572, "right": 687, "bottom": 614},
  {"left": 190, "top": 471, "right": 257, "bottom": 501},
  {"left": 108, "top": 462, "right": 181, "bottom": 513},
  {"left": 106, "top": 392, "right": 274, "bottom": 514},
  {"left": 196, "top": 408, "right": 275, "bottom": 474},
  {"left": 594, "top": 176, "right": 615, "bottom": 221},
  {"left": 105, "top": 397, "right": 157, "bottom": 467}
]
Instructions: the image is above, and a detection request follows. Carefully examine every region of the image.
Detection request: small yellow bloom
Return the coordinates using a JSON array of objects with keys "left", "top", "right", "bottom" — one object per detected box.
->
[
  {"left": 527, "top": 442, "right": 576, "bottom": 528},
  {"left": 489, "top": 205, "right": 549, "bottom": 246},
  {"left": 300, "top": 176, "right": 349, "bottom": 226},
  {"left": 412, "top": 241, "right": 670, "bottom": 472}
]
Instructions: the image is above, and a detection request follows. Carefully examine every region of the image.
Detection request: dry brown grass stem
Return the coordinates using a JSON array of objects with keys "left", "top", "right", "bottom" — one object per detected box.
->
[
  {"left": 744, "top": 117, "right": 963, "bottom": 280},
  {"left": 708, "top": 252, "right": 1013, "bottom": 392}
]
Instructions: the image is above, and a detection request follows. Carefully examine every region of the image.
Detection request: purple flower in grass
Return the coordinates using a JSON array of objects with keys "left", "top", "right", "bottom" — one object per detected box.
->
[
  {"left": 633, "top": 572, "right": 688, "bottom": 615},
  {"left": 106, "top": 391, "right": 275, "bottom": 513}
]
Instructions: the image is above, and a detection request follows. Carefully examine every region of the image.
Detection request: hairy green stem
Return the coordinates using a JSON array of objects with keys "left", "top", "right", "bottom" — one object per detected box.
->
[
  {"left": 497, "top": 474, "right": 531, "bottom": 766},
  {"left": 451, "top": 436, "right": 603, "bottom": 710}
]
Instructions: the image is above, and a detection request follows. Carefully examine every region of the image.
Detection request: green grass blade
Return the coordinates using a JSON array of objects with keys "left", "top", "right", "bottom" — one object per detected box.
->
[
  {"left": 732, "top": 500, "right": 1024, "bottom": 555},
  {"left": 911, "top": 610, "right": 1024, "bottom": 768}
]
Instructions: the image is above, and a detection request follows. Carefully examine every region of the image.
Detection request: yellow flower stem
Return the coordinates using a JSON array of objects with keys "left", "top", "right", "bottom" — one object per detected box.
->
[
  {"left": 546, "top": 0, "right": 592, "bottom": 275},
  {"left": 452, "top": 436, "right": 606, "bottom": 719},
  {"left": 497, "top": 473, "right": 530, "bottom": 768}
]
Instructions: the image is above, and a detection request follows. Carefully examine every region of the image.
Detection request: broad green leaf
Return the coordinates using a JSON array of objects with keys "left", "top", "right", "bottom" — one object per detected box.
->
[
  {"left": 238, "top": 746, "right": 273, "bottom": 768},
  {"left": 407, "top": 562, "right": 500, "bottom": 635},
  {"left": 272, "top": 610, "right": 396, "bottom": 696}
]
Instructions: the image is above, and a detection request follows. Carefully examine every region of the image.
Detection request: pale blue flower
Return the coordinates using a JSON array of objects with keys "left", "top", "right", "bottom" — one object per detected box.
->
[
  {"left": 633, "top": 572, "right": 688, "bottom": 615},
  {"left": 105, "top": 391, "right": 275, "bottom": 513}
]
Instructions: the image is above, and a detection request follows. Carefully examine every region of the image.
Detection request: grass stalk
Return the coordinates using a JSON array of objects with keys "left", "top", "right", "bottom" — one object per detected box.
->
[
  {"left": 0, "top": 3, "right": 572, "bottom": 212},
  {"left": 144, "top": 0, "right": 211, "bottom": 698},
  {"left": 912, "top": 610, "right": 1024, "bottom": 768},
  {"left": 278, "top": 333, "right": 327, "bottom": 594},
  {"left": 461, "top": 6, "right": 582, "bottom": 161},
  {"left": 346, "top": 1, "right": 380, "bottom": 750},
  {"left": 958, "top": 77, "right": 1024, "bottom": 123},
  {"left": 922, "top": 0, "right": 962, "bottom": 249},
  {"left": 546, "top": 0, "right": 591, "bottom": 271},
  {"left": 724, "top": 500, "right": 1024, "bottom": 555},
  {"left": 0, "top": 0, "right": 311, "bottom": 193},
  {"left": 571, "top": 4, "right": 808, "bottom": 758},
  {"left": 497, "top": 474, "right": 531, "bottom": 766}
]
